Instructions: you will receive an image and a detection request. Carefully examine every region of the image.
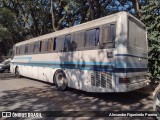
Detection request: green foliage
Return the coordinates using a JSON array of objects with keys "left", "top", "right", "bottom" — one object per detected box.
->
[
  {"left": 0, "top": 8, "right": 15, "bottom": 37},
  {"left": 0, "top": 8, "right": 14, "bottom": 55},
  {"left": 0, "top": 26, "right": 11, "bottom": 40},
  {"left": 1, "top": 0, "right": 159, "bottom": 84},
  {"left": 0, "top": 8, "right": 15, "bottom": 28},
  {"left": 0, "top": 0, "right": 53, "bottom": 55},
  {"left": 140, "top": 0, "right": 160, "bottom": 81}
]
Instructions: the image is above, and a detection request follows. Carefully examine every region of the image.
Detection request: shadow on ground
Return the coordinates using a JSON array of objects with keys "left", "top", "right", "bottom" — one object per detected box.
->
[
  {"left": 0, "top": 73, "right": 15, "bottom": 80},
  {"left": 0, "top": 75, "right": 155, "bottom": 120},
  {"left": 0, "top": 84, "right": 153, "bottom": 112}
]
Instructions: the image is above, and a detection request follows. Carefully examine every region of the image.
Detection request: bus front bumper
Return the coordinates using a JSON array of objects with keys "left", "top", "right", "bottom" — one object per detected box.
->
[{"left": 115, "top": 80, "right": 149, "bottom": 92}]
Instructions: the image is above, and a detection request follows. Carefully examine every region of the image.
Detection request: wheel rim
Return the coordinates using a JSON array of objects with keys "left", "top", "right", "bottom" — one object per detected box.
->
[{"left": 56, "top": 73, "right": 64, "bottom": 87}]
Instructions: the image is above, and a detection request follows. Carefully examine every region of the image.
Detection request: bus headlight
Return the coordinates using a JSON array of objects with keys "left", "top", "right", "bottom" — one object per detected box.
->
[{"left": 119, "top": 77, "right": 130, "bottom": 84}]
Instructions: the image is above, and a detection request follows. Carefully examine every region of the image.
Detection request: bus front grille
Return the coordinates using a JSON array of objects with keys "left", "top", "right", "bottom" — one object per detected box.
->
[{"left": 91, "top": 71, "right": 112, "bottom": 89}]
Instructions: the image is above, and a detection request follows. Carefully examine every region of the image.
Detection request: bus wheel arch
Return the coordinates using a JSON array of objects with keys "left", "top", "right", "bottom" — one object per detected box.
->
[
  {"left": 53, "top": 69, "right": 68, "bottom": 91},
  {"left": 15, "top": 66, "right": 21, "bottom": 78}
]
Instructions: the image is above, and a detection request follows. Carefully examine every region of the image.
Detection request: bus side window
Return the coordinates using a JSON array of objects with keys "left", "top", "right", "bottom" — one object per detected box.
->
[
  {"left": 102, "top": 25, "right": 110, "bottom": 44},
  {"left": 110, "top": 24, "right": 116, "bottom": 42},
  {"left": 16, "top": 47, "right": 19, "bottom": 55},
  {"left": 28, "top": 43, "right": 34, "bottom": 54},
  {"left": 19, "top": 46, "right": 21, "bottom": 55},
  {"left": 48, "top": 38, "right": 53, "bottom": 51},
  {"left": 39, "top": 41, "right": 42, "bottom": 52},
  {"left": 73, "top": 31, "right": 85, "bottom": 50},
  {"left": 55, "top": 36, "right": 65, "bottom": 52},
  {"left": 85, "top": 28, "right": 99, "bottom": 47},
  {"left": 24, "top": 45, "right": 29, "bottom": 54},
  {"left": 41, "top": 40, "right": 49, "bottom": 52},
  {"left": 34, "top": 41, "right": 40, "bottom": 53},
  {"left": 95, "top": 29, "right": 100, "bottom": 45},
  {"left": 13, "top": 47, "right": 15, "bottom": 55},
  {"left": 64, "top": 34, "right": 71, "bottom": 52},
  {"left": 53, "top": 38, "right": 57, "bottom": 51},
  {"left": 102, "top": 24, "right": 116, "bottom": 48},
  {"left": 20, "top": 45, "right": 25, "bottom": 55}
]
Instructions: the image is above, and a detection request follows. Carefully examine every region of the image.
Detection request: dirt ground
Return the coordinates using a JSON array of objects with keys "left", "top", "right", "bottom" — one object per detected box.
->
[{"left": 0, "top": 73, "right": 157, "bottom": 120}]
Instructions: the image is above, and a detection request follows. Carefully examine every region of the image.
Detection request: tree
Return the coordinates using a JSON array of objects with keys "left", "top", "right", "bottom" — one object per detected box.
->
[
  {"left": 0, "top": 0, "right": 53, "bottom": 55},
  {"left": 0, "top": 8, "right": 15, "bottom": 55},
  {"left": 140, "top": 0, "right": 160, "bottom": 81},
  {"left": 50, "top": 0, "right": 68, "bottom": 31}
]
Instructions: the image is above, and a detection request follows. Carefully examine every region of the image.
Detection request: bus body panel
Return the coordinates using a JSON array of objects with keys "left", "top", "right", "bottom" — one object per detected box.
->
[
  {"left": 114, "top": 12, "right": 148, "bottom": 92},
  {"left": 11, "top": 48, "right": 116, "bottom": 92}
]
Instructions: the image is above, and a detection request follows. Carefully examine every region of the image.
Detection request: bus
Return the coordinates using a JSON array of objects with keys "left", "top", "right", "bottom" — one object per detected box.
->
[{"left": 10, "top": 11, "right": 149, "bottom": 92}]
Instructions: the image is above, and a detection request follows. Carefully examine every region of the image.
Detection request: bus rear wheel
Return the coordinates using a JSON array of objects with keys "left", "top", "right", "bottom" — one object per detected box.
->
[
  {"left": 54, "top": 70, "right": 68, "bottom": 91},
  {"left": 15, "top": 67, "right": 21, "bottom": 78}
]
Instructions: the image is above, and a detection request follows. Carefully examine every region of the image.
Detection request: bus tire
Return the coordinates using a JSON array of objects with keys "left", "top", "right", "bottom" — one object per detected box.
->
[
  {"left": 15, "top": 67, "right": 21, "bottom": 78},
  {"left": 54, "top": 70, "right": 68, "bottom": 91}
]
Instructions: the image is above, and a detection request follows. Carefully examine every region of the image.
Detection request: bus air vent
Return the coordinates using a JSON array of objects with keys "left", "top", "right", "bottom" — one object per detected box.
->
[
  {"left": 91, "top": 73, "right": 96, "bottom": 86},
  {"left": 91, "top": 71, "right": 112, "bottom": 89}
]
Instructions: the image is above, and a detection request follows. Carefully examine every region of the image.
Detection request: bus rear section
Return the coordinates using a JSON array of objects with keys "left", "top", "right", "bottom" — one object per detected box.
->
[{"left": 115, "top": 15, "right": 149, "bottom": 92}]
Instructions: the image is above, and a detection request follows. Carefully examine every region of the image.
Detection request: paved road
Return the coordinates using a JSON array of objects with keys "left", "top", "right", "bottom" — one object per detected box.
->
[{"left": 0, "top": 73, "right": 155, "bottom": 120}]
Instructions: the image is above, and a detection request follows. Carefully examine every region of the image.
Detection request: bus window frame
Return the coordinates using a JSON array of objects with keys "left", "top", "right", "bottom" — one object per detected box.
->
[
  {"left": 16, "top": 46, "right": 19, "bottom": 55},
  {"left": 33, "top": 41, "right": 41, "bottom": 53},
  {"left": 18, "top": 46, "right": 21, "bottom": 55},
  {"left": 54, "top": 36, "right": 65, "bottom": 52},
  {"left": 41, "top": 39, "right": 49, "bottom": 53},
  {"left": 72, "top": 30, "right": 85, "bottom": 51},
  {"left": 14, "top": 22, "right": 117, "bottom": 55},
  {"left": 48, "top": 38, "right": 53, "bottom": 52},
  {"left": 84, "top": 27, "right": 100, "bottom": 50},
  {"left": 24, "top": 44, "right": 29, "bottom": 54},
  {"left": 64, "top": 34, "right": 72, "bottom": 52},
  {"left": 20, "top": 45, "right": 25, "bottom": 55},
  {"left": 28, "top": 43, "right": 35, "bottom": 54}
]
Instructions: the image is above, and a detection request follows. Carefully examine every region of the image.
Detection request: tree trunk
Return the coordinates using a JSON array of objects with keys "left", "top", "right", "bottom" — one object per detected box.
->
[
  {"left": 51, "top": 0, "right": 57, "bottom": 31},
  {"left": 88, "top": 0, "right": 95, "bottom": 20},
  {"left": 133, "top": 0, "right": 140, "bottom": 18}
]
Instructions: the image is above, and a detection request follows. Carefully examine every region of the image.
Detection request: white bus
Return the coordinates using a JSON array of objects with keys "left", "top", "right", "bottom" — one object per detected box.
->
[{"left": 10, "top": 11, "right": 149, "bottom": 92}]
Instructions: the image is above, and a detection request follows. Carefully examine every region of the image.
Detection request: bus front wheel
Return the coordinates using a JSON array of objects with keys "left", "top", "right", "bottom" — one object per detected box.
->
[{"left": 54, "top": 70, "right": 68, "bottom": 91}]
